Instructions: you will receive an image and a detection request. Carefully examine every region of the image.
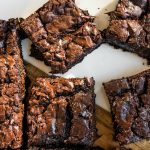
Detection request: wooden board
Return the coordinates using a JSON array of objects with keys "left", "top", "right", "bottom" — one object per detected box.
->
[{"left": 25, "top": 62, "right": 150, "bottom": 150}]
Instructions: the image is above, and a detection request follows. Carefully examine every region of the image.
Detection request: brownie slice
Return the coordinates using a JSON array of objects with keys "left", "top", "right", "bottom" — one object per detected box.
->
[
  {"left": 103, "top": 69, "right": 150, "bottom": 145},
  {"left": 20, "top": 0, "right": 102, "bottom": 73},
  {"left": 0, "top": 19, "right": 26, "bottom": 149},
  {"left": 104, "top": 0, "right": 150, "bottom": 62},
  {"left": 27, "top": 76, "right": 96, "bottom": 149},
  {"left": 27, "top": 146, "right": 130, "bottom": 150}
]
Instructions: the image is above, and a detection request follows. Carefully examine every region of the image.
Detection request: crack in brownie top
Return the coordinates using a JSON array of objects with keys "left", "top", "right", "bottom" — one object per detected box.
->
[
  {"left": 104, "top": 69, "right": 150, "bottom": 145},
  {"left": 20, "top": 0, "right": 102, "bottom": 74},
  {"left": 104, "top": 0, "right": 150, "bottom": 63},
  {"left": 27, "top": 76, "right": 96, "bottom": 148}
]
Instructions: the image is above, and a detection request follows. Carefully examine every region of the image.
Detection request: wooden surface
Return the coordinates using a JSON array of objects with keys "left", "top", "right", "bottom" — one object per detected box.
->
[{"left": 25, "top": 62, "right": 150, "bottom": 150}]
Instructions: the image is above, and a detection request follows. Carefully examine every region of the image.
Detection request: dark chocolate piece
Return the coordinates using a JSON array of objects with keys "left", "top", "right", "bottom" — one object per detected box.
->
[
  {"left": 27, "top": 76, "right": 96, "bottom": 149},
  {"left": 0, "top": 19, "right": 26, "bottom": 149},
  {"left": 103, "top": 69, "right": 150, "bottom": 144},
  {"left": 20, "top": 0, "right": 102, "bottom": 73}
]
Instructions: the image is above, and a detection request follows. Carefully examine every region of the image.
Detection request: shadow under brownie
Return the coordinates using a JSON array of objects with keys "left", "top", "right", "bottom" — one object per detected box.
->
[
  {"left": 103, "top": 69, "right": 150, "bottom": 145},
  {"left": 20, "top": 0, "right": 102, "bottom": 74},
  {"left": 27, "top": 76, "right": 96, "bottom": 149}
]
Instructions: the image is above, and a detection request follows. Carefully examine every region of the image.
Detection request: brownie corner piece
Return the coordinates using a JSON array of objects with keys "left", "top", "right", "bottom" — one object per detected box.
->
[
  {"left": 20, "top": 0, "right": 102, "bottom": 74},
  {"left": 103, "top": 69, "right": 150, "bottom": 145},
  {"left": 27, "top": 76, "right": 96, "bottom": 149}
]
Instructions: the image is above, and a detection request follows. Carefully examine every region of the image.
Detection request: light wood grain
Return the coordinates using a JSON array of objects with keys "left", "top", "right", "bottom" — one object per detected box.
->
[{"left": 25, "top": 62, "right": 150, "bottom": 150}]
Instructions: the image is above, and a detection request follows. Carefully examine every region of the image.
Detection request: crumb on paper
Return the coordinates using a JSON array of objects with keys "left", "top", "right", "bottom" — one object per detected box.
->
[{"left": 143, "top": 62, "right": 146, "bottom": 65}]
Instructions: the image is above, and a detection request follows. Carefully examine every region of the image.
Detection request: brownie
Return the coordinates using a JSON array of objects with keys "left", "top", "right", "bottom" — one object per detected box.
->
[
  {"left": 0, "top": 19, "right": 26, "bottom": 149},
  {"left": 104, "top": 0, "right": 150, "bottom": 63},
  {"left": 109, "top": 0, "right": 148, "bottom": 19},
  {"left": 27, "top": 146, "right": 130, "bottom": 150},
  {"left": 27, "top": 76, "right": 96, "bottom": 149},
  {"left": 103, "top": 69, "right": 150, "bottom": 145},
  {"left": 20, "top": 0, "right": 102, "bottom": 73}
]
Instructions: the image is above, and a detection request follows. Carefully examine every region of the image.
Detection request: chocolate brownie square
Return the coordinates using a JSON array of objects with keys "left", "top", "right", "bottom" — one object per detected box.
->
[
  {"left": 103, "top": 69, "right": 150, "bottom": 145},
  {"left": 104, "top": 0, "right": 150, "bottom": 63},
  {"left": 0, "top": 19, "right": 26, "bottom": 149},
  {"left": 104, "top": 19, "right": 150, "bottom": 60},
  {"left": 27, "top": 76, "right": 96, "bottom": 149},
  {"left": 20, "top": 0, "right": 102, "bottom": 73}
]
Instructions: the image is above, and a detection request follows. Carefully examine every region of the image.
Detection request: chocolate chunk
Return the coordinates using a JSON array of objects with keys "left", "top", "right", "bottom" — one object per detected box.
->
[{"left": 103, "top": 78, "right": 129, "bottom": 96}]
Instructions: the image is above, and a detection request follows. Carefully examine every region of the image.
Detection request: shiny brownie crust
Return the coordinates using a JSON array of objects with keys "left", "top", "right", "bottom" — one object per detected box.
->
[
  {"left": 104, "top": 69, "right": 150, "bottom": 145},
  {"left": 20, "top": 0, "right": 102, "bottom": 73},
  {"left": 27, "top": 76, "right": 96, "bottom": 149},
  {"left": 0, "top": 19, "right": 26, "bottom": 149}
]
